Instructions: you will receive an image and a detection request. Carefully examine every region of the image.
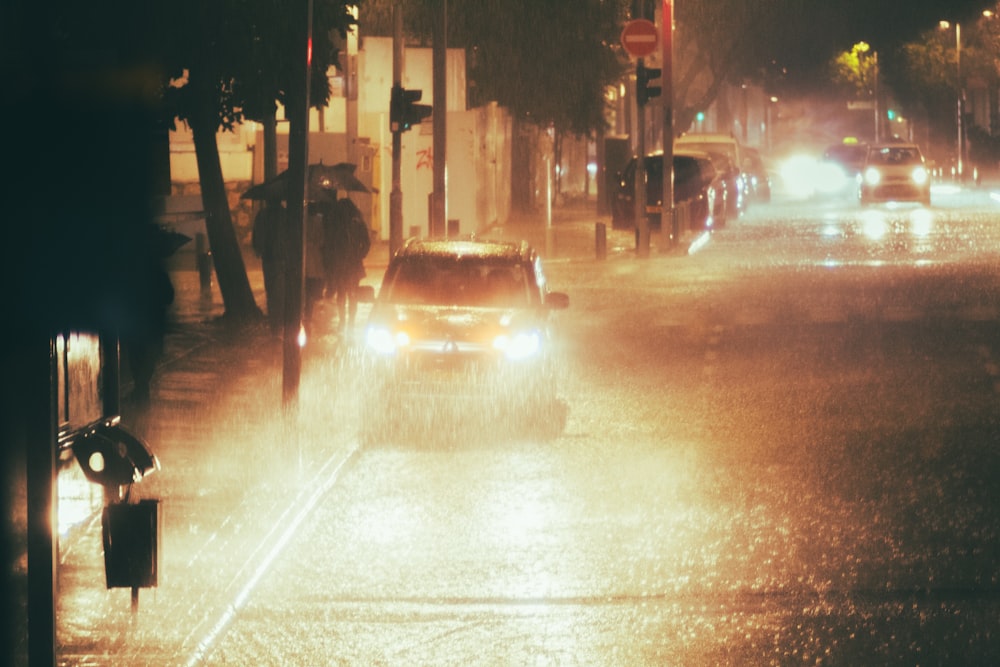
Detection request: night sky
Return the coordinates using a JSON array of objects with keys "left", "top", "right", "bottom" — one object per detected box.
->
[{"left": 775, "top": 0, "right": 997, "bottom": 80}]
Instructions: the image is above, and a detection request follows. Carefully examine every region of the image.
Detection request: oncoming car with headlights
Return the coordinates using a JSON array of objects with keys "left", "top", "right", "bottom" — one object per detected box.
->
[
  {"left": 359, "top": 238, "right": 569, "bottom": 441},
  {"left": 859, "top": 143, "right": 931, "bottom": 206}
]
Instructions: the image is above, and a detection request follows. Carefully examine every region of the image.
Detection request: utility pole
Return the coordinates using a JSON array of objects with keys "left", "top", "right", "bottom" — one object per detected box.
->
[
  {"left": 282, "top": 0, "right": 313, "bottom": 409},
  {"left": 660, "top": 0, "right": 675, "bottom": 248},
  {"left": 634, "top": 61, "right": 649, "bottom": 259},
  {"left": 345, "top": 5, "right": 360, "bottom": 166},
  {"left": 431, "top": 0, "right": 447, "bottom": 237},
  {"left": 390, "top": 4, "right": 404, "bottom": 256}
]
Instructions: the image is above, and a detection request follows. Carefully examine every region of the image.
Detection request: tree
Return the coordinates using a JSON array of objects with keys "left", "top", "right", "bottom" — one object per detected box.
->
[
  {"left": 364, "top": 0, "right": 627, "bottom": 210},
  {"left": 829, "top": 42, "right": 880, "bottom": 99},
  {"left": 672, "top": 0, "right": 796, "bottom": 134},
  {"left": 156, "top": 0, "right": 359, "bottom": 325},
  {"left": 891, "top": 10, "right": 1000, "bottom": 164}
]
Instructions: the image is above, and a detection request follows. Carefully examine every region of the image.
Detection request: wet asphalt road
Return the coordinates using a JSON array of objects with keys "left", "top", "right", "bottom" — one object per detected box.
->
[{"left": 53, "top": 187, "right": 1000, "bottom": 665}]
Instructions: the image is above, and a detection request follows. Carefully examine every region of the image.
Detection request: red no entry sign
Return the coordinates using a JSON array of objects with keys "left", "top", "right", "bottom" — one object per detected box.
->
[{"left": 621, "top": 19, "right": 658, "bottom": 59}]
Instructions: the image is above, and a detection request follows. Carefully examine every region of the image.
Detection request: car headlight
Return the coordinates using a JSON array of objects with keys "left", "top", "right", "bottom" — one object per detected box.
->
[
  {"left": 365, "top": 325, "right": 410, "bottom": 355},
  {"left": 911, "top": 166, "right": 929, "bottom": 185},
  {"left": 493, "top": 330, "right": 542, "bottom": 361},
  {"left": 863, "top": 166, "right": 882, "bottom": 186}
]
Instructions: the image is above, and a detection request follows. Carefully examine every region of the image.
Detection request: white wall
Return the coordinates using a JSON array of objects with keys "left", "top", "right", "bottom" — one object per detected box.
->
[{"left": 166, "top": 36, "right": 513, "bottom": 240}]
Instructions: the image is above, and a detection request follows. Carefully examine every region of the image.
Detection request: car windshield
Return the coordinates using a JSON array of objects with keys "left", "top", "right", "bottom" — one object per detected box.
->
[
  {"left": 385, "top": 255, "right": 531, "bottom": 307},
  {"left": 677, "top": 141, "right": 736, "bottom": 163},
  {"left": 868, "top": 146, "right": 922, "bottom": 165}
]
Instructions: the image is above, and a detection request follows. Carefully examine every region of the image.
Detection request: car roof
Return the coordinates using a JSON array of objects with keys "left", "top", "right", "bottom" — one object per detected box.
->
[
  {"left": 644, "top": 148, "right": 715, "bottom": 160},
  {"left": 676, "top": 133, "right": 740, "bottom": 144},
  {"left": 395, "top": 238, "right": 534, "bottom": 263}
]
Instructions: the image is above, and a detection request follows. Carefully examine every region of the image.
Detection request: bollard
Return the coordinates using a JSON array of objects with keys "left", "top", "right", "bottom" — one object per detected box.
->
[
  {"left": 595, "top": 222, "right": 606, "bottom": 260},
  {"left": 195, "top": 233, "right": 212, "bottom": 292}
]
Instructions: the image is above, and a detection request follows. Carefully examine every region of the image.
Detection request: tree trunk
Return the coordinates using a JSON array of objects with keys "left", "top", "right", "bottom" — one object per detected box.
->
[{"left": 189, "top": 111, "right": 262, "bottom": 324}]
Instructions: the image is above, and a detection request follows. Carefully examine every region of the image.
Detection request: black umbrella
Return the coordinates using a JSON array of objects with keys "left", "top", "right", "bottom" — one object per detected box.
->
[
  {"left": 318, "top": 162, "right": 376, "bottom": 194},
  {"left": 241, "top": 162, "right": 373, "bottom": 202}
]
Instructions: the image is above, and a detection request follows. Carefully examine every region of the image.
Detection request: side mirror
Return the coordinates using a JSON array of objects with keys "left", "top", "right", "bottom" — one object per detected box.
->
[
  {"left": 73, "top": 423, "right": 158, "bottom": 488},
  {"left": 356, "top": 284, "right": 376, "bottom": 303}
]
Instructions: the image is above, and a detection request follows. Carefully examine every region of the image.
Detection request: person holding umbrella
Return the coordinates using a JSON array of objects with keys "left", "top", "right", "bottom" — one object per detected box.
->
[{"left": 321, "top": 196, "right": 371, "bottom": 334}]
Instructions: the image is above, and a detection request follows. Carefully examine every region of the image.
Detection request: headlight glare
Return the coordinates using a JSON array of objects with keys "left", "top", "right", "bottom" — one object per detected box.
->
[
  {"left": 494, "top": 330, "right": 542, "bottom": 360},
  {"left": 911, "top": 166, "right": 928, "bottom": 185},
  {"left": 366, "top": 326, "right": 408, "bottom": 355},
  {"left": 864, "top": 167, "right": 881, "bottom": 186}
]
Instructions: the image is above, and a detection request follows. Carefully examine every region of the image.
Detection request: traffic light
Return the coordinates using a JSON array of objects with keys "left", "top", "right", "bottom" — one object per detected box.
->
[
  {"left": 390, "top": 84, "right": 432, "bottom": 133},
  {"left": 636, "top": 62, "right": 662, "bottom": 107},
  {"left": 887, "top": 108, "right": 896, "bottom": 121},
  {"left": 72, "top": 422, "right": 158, "bottom": 488}
]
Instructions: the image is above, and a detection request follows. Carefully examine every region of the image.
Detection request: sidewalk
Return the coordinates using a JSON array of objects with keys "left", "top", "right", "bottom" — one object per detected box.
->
[{"left": 43, "top": 201, "right": 634, "bottom": 662}]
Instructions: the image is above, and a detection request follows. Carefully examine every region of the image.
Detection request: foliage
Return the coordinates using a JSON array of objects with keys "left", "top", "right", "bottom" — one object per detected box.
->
[
  {"left": 147, "top": 0, "right": 361, "bottom": 323},
  {"left": 157, "top": 0, "right": 360, "bottom": 129},
  {"left": 362, "top": 0, "right": 628, "bottom": 138},
  {"left": 890, "top": 7, "right": 1000, "bottom": 160},
  {"left": 828, "top": 42, "right": 879, "bottom": 99},
  {"left": 672, "top": 0, "right": 798, "bottom": 130}
]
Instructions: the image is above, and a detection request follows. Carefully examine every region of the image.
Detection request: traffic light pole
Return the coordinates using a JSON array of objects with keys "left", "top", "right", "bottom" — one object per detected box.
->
[
  {"left": 431, "top": 0, "right": 447, "bottom": 238},
  {"left": 390, "top": 4, "right": 404, "bottom": 257},
  {"left": 282, "top": 0, "right": 313, "bottom": 410},
  {"left": 660, "top": 0, "right": 676, "bottom": 249},
  {"left": 634, "top": 57, "right": 649, "bottom": 259}
]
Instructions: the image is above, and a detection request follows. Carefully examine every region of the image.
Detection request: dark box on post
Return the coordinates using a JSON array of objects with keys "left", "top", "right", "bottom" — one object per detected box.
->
[{"left": 102, "top": 499, "right": 160, "bottom": 589}]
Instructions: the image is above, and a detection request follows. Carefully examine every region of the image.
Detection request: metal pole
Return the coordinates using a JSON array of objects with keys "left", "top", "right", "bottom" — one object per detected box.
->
[
  {"left": 431, "top": 0, "right": 447, "bottom": 237},
  {"left": 390, "top": 4, "right": 404, "bottom": 256},
  {"left": 873, "top": 51, "right": 880, "bottom": 143},
  {"left": 660, "top": 0, "right": 675, "bottom": 249},
  {"left": 634, "top": 59, "right": 649, "bottom": 258},
  {"left": 26, "top": 336, "right": 57, "bottom": 667},
  {"left": 957, "top": 23, "right": 964, "bottom": 180},
  {"left": 282, "top": 0, "right": 313, "bottom": 409}
]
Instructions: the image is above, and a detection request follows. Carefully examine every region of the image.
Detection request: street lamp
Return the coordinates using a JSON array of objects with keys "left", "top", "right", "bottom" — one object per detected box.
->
[{"left": 940, "top": 20, "right": 964, "bottom": 180}]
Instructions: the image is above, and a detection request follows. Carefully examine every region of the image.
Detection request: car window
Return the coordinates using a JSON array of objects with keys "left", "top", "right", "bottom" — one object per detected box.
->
[
  {"left": 386, "top": 256, "right": 531, "bottom": 307},
  {"left": 868, "top": 147, "right": 922, "bottom": 165},
  {"left": 676, "top": 140, "right": 739, "bottom": 165},
  {"left": 674, "top": 156, "right": 701, "bottom": 185}
]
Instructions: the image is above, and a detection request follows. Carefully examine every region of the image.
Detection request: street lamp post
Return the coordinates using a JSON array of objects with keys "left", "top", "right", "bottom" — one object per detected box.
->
[{"left": 941, "top": 20, "right": 964, "bottom": 180}]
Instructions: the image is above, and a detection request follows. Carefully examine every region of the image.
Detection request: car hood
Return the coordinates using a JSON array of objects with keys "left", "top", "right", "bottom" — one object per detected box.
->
[{"left": 370, "top": 303, "right": 544, "bottom": 343}]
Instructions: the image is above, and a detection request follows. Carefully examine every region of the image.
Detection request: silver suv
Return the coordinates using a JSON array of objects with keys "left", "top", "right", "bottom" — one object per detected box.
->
[{"left": 360, "top": 238, "right": 570, "bottom": 442}]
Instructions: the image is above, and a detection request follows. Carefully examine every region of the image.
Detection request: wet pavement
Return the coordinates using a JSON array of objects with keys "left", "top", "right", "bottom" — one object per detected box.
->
[
  {"left": 46, "top": 202, "right": 641, "bottom": 664},
  {"left": 45, "top": 183, "right": 1000, "bottom": 663}
]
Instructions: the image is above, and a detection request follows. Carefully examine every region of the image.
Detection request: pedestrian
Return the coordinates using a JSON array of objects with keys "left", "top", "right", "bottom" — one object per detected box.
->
[
  {"left": 252, "top": 198, "right": 286, "bottom": 334},
  {"left": 321, "top": 197, "right": 371, "bottom": 333},
  {"left": 121, "top": 224, "right": 176, "bottom": 406}
]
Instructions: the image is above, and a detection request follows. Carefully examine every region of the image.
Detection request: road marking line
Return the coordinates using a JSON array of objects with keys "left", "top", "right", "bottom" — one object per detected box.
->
[{"left": 185, "top": 444, "right": 360, "bottom": 666}]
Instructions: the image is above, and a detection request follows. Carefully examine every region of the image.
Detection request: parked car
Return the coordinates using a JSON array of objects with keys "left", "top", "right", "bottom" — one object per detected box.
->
[
  {"left": 816, "top": 140, "right": 869, "bottom": 198},
  {"left": 700, "top": 150, "right": 745, "bottom": 221},
  {"left": 675, "top": 132, "right": 750, "bottom": 215},
  {"left": 359, "top": 238, "right": 570, "bottom": 441},
  {"left": 610, "top": 150, "right": 726, "bottom": 233},
  {"left": 858, "top": 143, "right": 931, "bottom": 206},
  {"left": 742, "top": 146, "right": 772, "bottom": 203}
]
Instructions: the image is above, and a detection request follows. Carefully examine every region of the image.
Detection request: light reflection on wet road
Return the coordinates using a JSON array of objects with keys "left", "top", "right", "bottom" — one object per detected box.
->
[{"left": 55, "top": 189, "right": 1000, "bottom": 665}]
